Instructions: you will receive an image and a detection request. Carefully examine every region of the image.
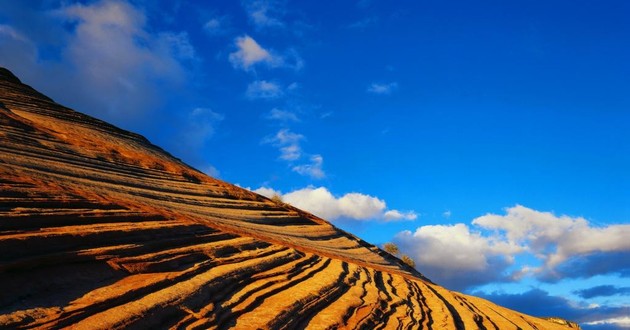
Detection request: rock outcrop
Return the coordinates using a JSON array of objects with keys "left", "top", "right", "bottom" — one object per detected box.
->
[{"left": 0, "top": 67, "right": 576, "bottom": 329}]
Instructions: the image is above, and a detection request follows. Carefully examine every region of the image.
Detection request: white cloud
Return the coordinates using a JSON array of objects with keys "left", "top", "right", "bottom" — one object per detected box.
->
[
  {"left": 252, "top": 187, "right": 282, "bottom": 198},
  {"left": 443, "top": 210, "right": 452, "bottom": 218},
  {"left": 266, "top": 108, "right": 299, "bottom": 122},
  {"left": 228, "top": 35, "right": 280, "bottom": 70},
  {"left": 279, "top": 144, "right": 301, "bottom": 161},
  {"left": 395, "top": 223, "right": 523, "bottom": 290},
  {"left": 394, "top": 205, "right": 630, "bottom": 290},
  {"left": 243, "top": 0, "right": 285, "bottom": 29},
  {"left": 282, "top": 187, "right": 384, "bottom": 220},
  {"left": 249, "top": 186, "right": 416, "bottom": 222},
  {"left": 228, "top": 35, "right": 302, "bottom": 71},
  {"left": 292, "top": 154, "right": 325, "bottom": 179},
  {"left": 246, "top": 80, "right": 283, "bottom": 99},
  {"left": 585, "top": 316, "right": 630, "bottom": 327},
  {"left": 384, "top": 210, "right": 418, "bottom": 221},
  {"left": 397, "top": 224, "right": 521, "bottom": 271},
  {"left": 472, "top": 205, "right": 630, "bottom": 276},
  {"left": 367, "top": 82, "right": 398, "bottom": 95},
  {"left": 263, "top": 128, "right": 304, "bottom": 161},
  {"left": 263, "top": 129, "right": 323, "bottom": 178}
]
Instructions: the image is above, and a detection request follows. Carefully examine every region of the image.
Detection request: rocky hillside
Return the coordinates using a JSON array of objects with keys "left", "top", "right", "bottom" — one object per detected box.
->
[{"left": 0, "top": 67, "right": 577, "bottom": 329}]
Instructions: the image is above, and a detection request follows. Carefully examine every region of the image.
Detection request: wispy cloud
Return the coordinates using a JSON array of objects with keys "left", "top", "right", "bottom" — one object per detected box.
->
[
  {"left": 0, "top": 1, "right": 197, "bottom": 124},
  {"left": 243, "top": 0, "right": 285, "bottom": 29},
  {"left": 203, "top": 15, "right": 229, "bottom": 35},
  {"left": 184, "top": 107, "right": 224, "bottom": 144},
  {"left": 0, "top": 24, "right": 28, "bottom": 42},
  {"left": 384, "top": 210, "right": 418, "bottom": 221},
  {"left": 347, "top": 17, "right": 378, "bottom": 29},
  {"left": 251, "top": 186, "right": 417, "bottom": 222},
  {"left": 367, "top": 82, "right": 398, "bottom": 95},
  {"left": 266, "top": 108, "right": 299, "bottom": 122},
  {"left": 246, "top": 80, "right": 283, "bottom": 99},
  {"left": 263, "top": 128, "right": 304, "bottom": 161},
  {"left": 292, "top": 154, "right": 325, "bottom": 179}
]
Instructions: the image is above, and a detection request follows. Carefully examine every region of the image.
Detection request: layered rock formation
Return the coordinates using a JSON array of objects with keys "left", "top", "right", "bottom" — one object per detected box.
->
[{"left": 0, "top": 67, "right": 577, "bottom": 329}]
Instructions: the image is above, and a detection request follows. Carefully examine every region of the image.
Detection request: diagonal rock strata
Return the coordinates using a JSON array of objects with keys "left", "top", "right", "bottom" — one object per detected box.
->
[{"left": 0, "top": 67, "right": 579, "bottom": 329}]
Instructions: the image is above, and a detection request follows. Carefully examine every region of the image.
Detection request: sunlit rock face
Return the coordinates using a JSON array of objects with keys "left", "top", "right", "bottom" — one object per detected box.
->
[{"left": 0, "top": 67, "right": 577, "bottom": 329}]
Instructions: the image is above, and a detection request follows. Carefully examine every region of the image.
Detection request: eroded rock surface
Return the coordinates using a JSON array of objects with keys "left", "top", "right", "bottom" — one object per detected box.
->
[{"left": 0, "top": 67, "right": 577, "bottom": 329}]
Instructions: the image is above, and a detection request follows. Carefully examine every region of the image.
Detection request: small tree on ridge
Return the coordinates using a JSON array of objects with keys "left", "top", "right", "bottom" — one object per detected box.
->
[
  {"left": 383, "top": 242, "right": 399, "bottom": 256},
  {"left": 401, "top": 254, "right": 415, "bottom": 268}
]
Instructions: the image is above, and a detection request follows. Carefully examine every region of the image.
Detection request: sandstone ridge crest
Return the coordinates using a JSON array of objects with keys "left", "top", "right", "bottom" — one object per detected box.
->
[{"left": 0, "top": 67, "right": 579, "bottom": 329}]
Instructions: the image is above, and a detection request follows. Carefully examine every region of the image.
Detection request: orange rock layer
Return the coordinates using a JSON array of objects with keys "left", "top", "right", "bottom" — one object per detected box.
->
[{"left": 0, "top": 67, "right": 577, "bottom": 329}]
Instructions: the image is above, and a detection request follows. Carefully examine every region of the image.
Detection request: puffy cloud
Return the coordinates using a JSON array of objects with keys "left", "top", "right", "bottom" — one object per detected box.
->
[
  {"left": 249, "top": 186, "right": 416, "bottom": 222},
  {"left": 243, "top": 0, "right": 285, "bottom": 29},
  {"left": 292, "top": 154, "right": 325, "bottom": 179},
  {"left": 229, "top": 35, "right": 278, "bottom": 70},
  {"left": 473, "top": 205, "right": 630, "bottom": 280},
  {"left": 367, "top": 82, "right": 398, "bottom": 95},
  {"left": 266, "top": 108, "right": 299, "bottom": 122},
  {"left": 283, "top": 187, "right": 384, "bottom": 220},
  {"left": 246, "top": 80, "right": 283, "bottom": 99},
  {"left": 228, "top": 35, "right": 302, "bottom": 71},
  {"left": 394, "top": 205, "right": 630, "bottom": 290},
  {"left": 574, "top": 285, "right": 630, "bottom": 299},
  {"left": 252, "top": 187, "right": 281, "bottom": 198},
  {"left": 395, "top": 223, "right": 522, "bottom": 290}
]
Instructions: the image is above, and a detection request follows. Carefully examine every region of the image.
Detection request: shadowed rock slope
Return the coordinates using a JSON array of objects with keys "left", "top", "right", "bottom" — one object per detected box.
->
[{"left": 0, "top": 67, "right": 578, "bottom": 329}]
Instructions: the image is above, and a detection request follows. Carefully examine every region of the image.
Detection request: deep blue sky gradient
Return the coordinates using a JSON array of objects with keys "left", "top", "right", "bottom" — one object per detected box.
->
[{"left": 1, "top": 1, "right": 628, "bottom": 327}]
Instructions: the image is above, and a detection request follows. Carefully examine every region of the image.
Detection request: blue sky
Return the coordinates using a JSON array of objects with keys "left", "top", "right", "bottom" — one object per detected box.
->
[{"left": 1, "top": 0, "right": 629, "bottom": 328}]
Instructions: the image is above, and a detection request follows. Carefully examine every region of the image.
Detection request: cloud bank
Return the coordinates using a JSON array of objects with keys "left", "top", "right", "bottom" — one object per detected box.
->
[
  {"left": 475, "top": 289, "right": 630, "bottom": 329},
  {"left": 395, "top": 205, "right": 630, "bottom": 291}
]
